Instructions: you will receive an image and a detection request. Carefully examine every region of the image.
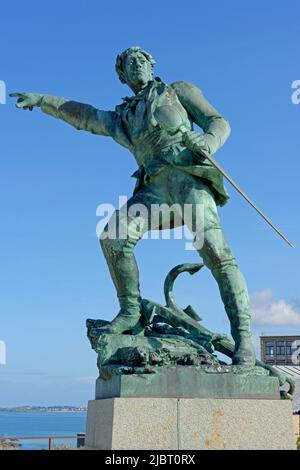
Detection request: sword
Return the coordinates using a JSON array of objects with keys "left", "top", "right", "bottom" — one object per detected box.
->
[
  {"left": 195, "top": 148, "right": 294, "bottom": 248},
  {"left": 154, "top": 105, "right": 294, "bottom": 248}
]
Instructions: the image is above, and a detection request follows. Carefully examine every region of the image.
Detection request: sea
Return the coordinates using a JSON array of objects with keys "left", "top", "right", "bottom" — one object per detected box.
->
[{"left": 0, "top": 412, "right": 87, "bottom": 450}]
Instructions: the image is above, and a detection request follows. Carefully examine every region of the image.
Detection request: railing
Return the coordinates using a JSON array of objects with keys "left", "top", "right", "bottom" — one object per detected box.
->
[{"left": 0, "top": 433, "right": 86, "bottom": 450}]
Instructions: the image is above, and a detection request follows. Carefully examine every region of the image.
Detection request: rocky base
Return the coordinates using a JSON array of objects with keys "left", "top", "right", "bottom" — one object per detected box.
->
[{"left": 86, "top": 317, "right": 295, "bottom": 398}]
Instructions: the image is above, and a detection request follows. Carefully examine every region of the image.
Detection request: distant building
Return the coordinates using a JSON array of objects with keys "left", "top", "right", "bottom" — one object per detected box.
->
[
  {"left": 260, "top": 334, "right": 300, "bottom": 365},
  {"left": 260, "top": 334, "right": 300, "bottom": 417}
]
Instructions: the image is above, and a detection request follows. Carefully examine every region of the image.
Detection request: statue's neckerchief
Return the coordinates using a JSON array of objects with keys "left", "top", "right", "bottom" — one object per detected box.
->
[{"left": 121, "top": 77, "right": 165, "bottom": 110}]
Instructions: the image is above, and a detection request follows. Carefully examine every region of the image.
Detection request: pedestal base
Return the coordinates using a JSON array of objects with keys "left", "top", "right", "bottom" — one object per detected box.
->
[
  {"left": 96, "top": 366, "right": 280, "bottom": 399},
  {"left": 85, "top": 398, "right": 295, "bottom": 450}
]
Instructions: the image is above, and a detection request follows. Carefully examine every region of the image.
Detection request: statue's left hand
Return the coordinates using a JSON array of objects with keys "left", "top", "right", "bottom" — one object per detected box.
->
[
  {"left": 9, "top": 92, "right": 43, "bottom": 111},
  {"left": 182, "top": 130, "right": 211, "bottom": 156}
]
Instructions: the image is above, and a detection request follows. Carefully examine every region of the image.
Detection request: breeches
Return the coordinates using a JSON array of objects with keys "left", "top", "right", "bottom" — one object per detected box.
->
[
  {"left": 100, "top": 166, "right": 251, "bottom": 335},
  {"left": 100, "top": 166, "right": 234, "bottom": 269}
]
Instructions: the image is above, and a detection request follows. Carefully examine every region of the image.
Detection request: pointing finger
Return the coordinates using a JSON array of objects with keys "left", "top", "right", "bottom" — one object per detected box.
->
[
  {"left": 9, "top": 92, "right": 24, "bottom": 98},
  {"left": 16, "top": 100, "right": 29, "bottom": 108}
]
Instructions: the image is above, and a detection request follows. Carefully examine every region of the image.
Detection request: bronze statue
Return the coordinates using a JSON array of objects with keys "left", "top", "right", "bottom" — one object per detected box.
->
[{"left": 10, "top": 46, "right": 256, "bottom": 367}]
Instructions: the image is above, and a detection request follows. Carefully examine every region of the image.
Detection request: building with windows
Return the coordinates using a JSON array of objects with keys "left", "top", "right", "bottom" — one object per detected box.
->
[
  {"left": 260, "top": 334, "right": 300, "bottom": 366},
  {"left": 260, "top": 334, "right": 300, "bottom": 428}
]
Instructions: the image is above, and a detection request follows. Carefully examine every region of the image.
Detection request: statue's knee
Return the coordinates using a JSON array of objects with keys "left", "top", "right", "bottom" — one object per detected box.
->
[
  {"left": 99, "top": 229, "right": 118, "bottom": 252},
  {"left": 199, "top": 231, "right": 236, "bottom": 270},
  {"left": 99, "top": 210, "right": 123, "bottom": 249},
  {"left": 99, "top": 221, "right": 137, "bottom": 257}
]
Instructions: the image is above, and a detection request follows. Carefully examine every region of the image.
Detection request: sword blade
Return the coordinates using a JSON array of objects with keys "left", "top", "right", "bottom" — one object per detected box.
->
[{"left": 197, "top": 150, "right": 294, "bottom": 248}]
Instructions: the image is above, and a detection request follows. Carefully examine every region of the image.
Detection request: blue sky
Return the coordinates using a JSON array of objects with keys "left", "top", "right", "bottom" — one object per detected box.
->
[{"left": 0, "top": 0, "right": 300, "bottom": 406}]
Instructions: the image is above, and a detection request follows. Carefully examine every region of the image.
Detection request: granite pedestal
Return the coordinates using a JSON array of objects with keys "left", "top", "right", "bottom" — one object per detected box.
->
[
  {"left": 85, "top": 367, "right": 295, "bottom": 450},
  {"left": 85, "top": 397, "right": 295, "bottom": 450}
]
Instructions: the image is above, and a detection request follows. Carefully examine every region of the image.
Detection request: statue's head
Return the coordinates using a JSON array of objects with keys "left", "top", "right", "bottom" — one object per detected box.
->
[{"left": 115, "top": 47, "right": 155, "bottom": 92}]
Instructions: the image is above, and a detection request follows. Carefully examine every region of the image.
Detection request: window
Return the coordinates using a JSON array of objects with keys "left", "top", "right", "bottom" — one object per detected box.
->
[
  {"left": 286, "top": 343, "right": 292, "bottom": 355},
  {"left": 265, "top": 341, "right": 274, "bottom": 356},
  {"left": 276, "top": 341, "right": 285, "bottom": 356}
]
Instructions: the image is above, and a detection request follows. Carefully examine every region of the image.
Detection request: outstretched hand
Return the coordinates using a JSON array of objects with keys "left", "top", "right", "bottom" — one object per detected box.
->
[{"left": 9, "top": 92, "right": 43, "bottom": 111}]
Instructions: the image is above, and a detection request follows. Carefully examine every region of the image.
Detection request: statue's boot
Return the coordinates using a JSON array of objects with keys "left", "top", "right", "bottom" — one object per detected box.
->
[
  {"left": 230, "top": 316, "right": 256, "bottom": 367},
  {"left": 212, "top": 263, "right": 256, "bottom": 367},
  {"left": 99, "top": 235, "right": 143, "bottom": 334},
  {"left": 104, "top": 308, "right": 143, "bottom": 334},
  {"left": 199, "top": 230, "right": 256, "bottom": 368}
]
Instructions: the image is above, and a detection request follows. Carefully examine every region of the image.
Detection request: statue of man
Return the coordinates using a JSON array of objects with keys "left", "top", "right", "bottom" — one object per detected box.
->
[{"left": 11, "top": 46, "right": 255, "bottom": 367}]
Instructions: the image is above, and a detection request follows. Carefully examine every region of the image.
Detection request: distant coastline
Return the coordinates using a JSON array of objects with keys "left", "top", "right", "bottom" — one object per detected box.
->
[{"left": 0, "top": 406, "right": 87, "bottom": 413}]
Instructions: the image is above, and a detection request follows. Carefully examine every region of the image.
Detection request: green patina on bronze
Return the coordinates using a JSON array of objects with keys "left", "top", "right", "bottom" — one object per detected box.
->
[
  {"left": 86, "top": 263, "right": 295, "bottom": 399},
  {"left": 11, "top": 46, "right": 286, "bottom": 386},
  {"left": 94, "top": 368, "right": 281, "bottom": 401}
]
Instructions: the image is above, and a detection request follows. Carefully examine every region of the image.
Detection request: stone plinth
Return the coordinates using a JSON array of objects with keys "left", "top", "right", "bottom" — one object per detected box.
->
[
  {"left": 85, "top": 398, "right": 178, "bottom": 450},
  {"left": 85, "top": 398, "right": 295, "bottom": 450}
]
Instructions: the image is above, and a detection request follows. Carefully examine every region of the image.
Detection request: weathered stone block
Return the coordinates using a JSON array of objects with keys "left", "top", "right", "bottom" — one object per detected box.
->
[
  {"left": 178, "top": 398, "right": 295, "bottom": 450},
  {"left": 85, "top": 398, "right": 178, "bottom": 450},
  {"left": 85, "top": 398, "right": 295, "bottom": 450}
]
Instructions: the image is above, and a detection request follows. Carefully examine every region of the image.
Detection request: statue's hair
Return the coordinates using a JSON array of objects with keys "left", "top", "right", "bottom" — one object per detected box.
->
[{"left": 115, "top": 46, "right": 155, "bottom": 84}]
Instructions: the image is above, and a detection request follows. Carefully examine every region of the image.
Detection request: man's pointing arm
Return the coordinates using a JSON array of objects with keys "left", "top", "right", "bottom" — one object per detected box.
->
[{"left": 10, "top": 92, "right": 116, "bottom": 137}]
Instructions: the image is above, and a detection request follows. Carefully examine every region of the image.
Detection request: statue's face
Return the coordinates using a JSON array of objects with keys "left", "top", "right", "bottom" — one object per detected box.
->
[{"left": 123, "top": 51, "right": 153, "bottom": 90}]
